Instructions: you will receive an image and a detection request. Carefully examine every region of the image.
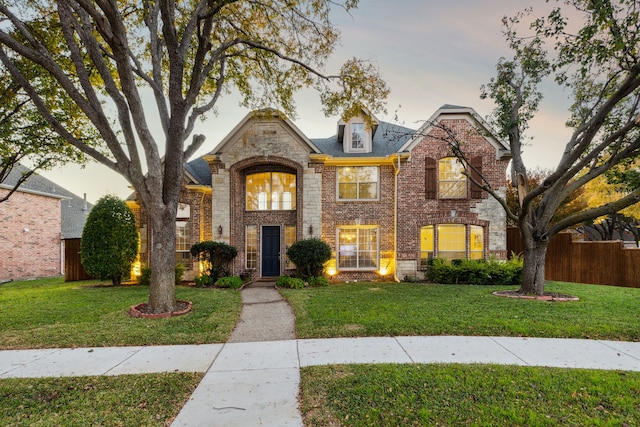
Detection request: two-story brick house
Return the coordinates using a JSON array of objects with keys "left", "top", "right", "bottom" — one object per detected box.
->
[{"left": 129, "top": 105, "right": 510, "bottom": 282}]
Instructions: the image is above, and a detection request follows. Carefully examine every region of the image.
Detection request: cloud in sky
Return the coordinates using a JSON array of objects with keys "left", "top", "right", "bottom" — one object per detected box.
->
[{"left": 40, "top": 0, "right": 574, "bottom": 202}]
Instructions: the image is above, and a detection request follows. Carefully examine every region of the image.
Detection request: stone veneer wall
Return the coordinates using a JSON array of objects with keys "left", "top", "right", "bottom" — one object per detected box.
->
[{"left": 210, "top": 117, "right": 321, "bottom": 277}]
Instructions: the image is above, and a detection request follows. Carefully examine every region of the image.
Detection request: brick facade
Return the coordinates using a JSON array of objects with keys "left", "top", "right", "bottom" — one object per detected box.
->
[
  {"left": 132, "top": 107, "right": 510, "bottom": 282},
  {"left": 0, "top": 189, "right": 63, "bottom": 281},
  {"left": 394, "top": 116, "right": 510, "bottom": 280}
]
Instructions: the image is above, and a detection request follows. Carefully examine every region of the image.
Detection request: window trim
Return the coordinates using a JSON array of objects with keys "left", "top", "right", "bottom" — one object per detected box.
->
[
  {"left": 419, "top": 224, "right": 485, "bottom": 267},
  {"left": 337, "top": 226, "right": 379, "bottom": 271},
  {"left": 344, "top": 119, "right": 371, "bottom": 153},
  {"left": 175, "top": 203, "right": 191, "bottom": 270},
  {"left": 245, "top": 225, "right": 258, "bottom": 270},
  {"left": 438, "top": 157, "right": 467, "bottom": 199},
  {"left": 336, "top": 166, "right": 380, "bottom": 201}
]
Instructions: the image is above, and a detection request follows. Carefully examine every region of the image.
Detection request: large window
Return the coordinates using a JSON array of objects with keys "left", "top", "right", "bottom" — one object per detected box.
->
[
  {"left": 338, "top": 227, "right": 378, "bottom": 270},
  {"left": 337, "top": 166, "right": 378, "bottom": 200},
  {"left": 176, "top": 203, "right": 191, "bottom": 268},
  {"left": 246, "top": 172, "right": 296, "bottom": 211},
  {"left": 420, "top": 224, "right": 484, "bottom": 266},
  {"left": 439, "top": 157, "right": 466, "bottom": 198},
  {"left": 246, "top": 225, "right": 257, "bottom": 269},
  {"left": 438, "top": 224, "right": 465, "bottom": 260}
]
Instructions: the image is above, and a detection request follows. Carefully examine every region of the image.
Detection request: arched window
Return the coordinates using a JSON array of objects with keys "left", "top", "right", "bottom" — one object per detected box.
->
[{"left": 246, "top": 172, "right": 296, "bottom": 211}]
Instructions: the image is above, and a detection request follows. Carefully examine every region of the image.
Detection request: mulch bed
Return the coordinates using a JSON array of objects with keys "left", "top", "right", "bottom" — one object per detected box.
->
[
  {"left": 493, "top": 290, "right": 579, "bottom": 302},
  {"left": 129, "top": 300, "right": 192, "bottom": 319}
]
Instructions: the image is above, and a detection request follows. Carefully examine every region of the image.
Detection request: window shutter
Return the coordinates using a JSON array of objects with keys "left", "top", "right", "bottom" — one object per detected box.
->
[
  {"left": 470, "top": 156, "right": 483, "bottom": 199},
  {"left": 425, "top": 157, "right": 436, "bottom": 199}
]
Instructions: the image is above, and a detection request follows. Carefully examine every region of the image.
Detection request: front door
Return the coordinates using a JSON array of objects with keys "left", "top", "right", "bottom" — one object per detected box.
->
[{"left": 262, "top": 226, "right": 280, "bottom": 277}]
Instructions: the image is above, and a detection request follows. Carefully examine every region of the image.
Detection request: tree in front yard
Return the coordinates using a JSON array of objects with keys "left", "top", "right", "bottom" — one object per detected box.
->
[
  {"left": 81, "top": 195, "right": 138, "bottom": 286},
  {"left": 0, "top": 1, "right": 388, "bottom": 313},
  {"left": 436, "top": 1, "right": 640, "bottom": 295}
]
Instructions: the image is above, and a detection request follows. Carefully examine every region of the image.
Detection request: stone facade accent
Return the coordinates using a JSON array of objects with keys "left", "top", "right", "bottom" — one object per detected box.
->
[
  {"left": 0, "top": 189, "right": 63, "bottom": 281},
  {"left": 132, "top": 107, "right": 510, "bottom": 283}
]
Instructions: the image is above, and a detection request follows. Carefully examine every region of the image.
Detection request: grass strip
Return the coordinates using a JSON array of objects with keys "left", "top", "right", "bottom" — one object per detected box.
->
[
  {"left": 281, "top": 282, "right": 640, "bottom": 341},
  {"left": 300, "top": 364, "right": 640, "bottom": 426},
  {"left": 0, "top": 277, "right": 242, "bottom": 349},
  {"left": 0, "top": 372, "right": 202, "bottom": 426}
]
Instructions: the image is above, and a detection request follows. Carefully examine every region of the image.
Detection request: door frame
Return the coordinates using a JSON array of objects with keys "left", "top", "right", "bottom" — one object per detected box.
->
[{"left": 261, "top": 225, "right": 281, "bottom": 277}]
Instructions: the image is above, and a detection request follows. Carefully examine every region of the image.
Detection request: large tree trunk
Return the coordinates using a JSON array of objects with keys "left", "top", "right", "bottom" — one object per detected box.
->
[
  {"left": 147, "top": 205, "right": 178, "bottom": 314},
  {"left": 519, "top": 232, "right": 549, "bottom": 295}
]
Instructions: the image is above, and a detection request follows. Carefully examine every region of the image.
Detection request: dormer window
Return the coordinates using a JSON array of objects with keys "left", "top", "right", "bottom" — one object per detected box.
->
[
  {"left": 338, "top": 116, "right": 376, "bottom": 154},
  {"left": 351, "top": 123, "right": 365, "bottom": 150}
]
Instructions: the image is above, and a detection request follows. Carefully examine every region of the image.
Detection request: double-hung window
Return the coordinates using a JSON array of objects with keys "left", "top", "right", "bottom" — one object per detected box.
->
[{"left": 337, "top": 166, "right": 378, "bottom": 200}]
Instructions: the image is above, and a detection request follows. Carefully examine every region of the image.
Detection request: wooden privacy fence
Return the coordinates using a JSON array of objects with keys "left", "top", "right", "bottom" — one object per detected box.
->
[
  {"left": 64, "top": 238, "right": 92, "bottom": 281},
  {"left": 507, "top": 228, "right": 640, "bottom": 288}
]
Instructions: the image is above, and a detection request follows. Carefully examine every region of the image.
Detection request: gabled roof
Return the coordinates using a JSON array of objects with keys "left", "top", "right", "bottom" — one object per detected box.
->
[
  {"left": 185, "top": 157, "right": 212, "bottom": 186},
  {"left": 312, "top": 121, "right": 415, "bottom": 158},
  {"left": 207, "top": 108, "right": 322, "bottom": 156},
  {"left": 399, "top": 105, "right": 511, "bottom": 159},
  {"left": 1, "top": 164, "right": 93, "bottom": 238}
]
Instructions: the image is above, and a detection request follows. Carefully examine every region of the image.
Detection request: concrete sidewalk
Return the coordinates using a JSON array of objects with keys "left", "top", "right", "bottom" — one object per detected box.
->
[{"left": 4, "top": 336, "right": 640, "bottom": 425}]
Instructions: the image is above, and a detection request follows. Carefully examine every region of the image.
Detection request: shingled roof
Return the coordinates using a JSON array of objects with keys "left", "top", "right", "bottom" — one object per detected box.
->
[
  {"left": 311, "top": 121, "right": 416, "bottom": 158},
  {"left": 1, "top": 164, "right": 93, "bottom": 239}
]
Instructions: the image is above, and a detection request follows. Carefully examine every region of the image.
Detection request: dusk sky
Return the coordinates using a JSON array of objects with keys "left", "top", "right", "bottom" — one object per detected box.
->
[{"left": 39, "top": 0, "right": 575, "bottom": 203}]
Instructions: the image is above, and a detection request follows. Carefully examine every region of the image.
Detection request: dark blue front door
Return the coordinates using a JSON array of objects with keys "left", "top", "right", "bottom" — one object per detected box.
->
[{"left": 262, "top": 226, "right": 280, "bottom": 277}]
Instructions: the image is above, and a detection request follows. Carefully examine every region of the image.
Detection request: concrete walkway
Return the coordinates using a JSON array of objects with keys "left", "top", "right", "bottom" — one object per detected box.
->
[{"left": 4, "top": 284, "right": 640, "bottom": 426}]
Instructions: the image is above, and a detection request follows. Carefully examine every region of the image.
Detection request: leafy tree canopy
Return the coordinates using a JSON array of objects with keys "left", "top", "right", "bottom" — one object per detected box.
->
[{"left": 0, "top": 0, "right": 389, "bottom": 313}]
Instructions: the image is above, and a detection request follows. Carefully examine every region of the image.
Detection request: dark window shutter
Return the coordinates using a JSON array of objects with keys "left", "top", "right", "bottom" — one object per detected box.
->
[
  {"left": 425, "top": 157, "right": 436, "bottom": 199},
  {"left": 470, "top": 156, "right": 483, "bottom": 199}
]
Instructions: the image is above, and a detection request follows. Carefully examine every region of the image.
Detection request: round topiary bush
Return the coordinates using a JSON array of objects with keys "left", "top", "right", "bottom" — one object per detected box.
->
[{"left": 286, "top": 238, "right": 331, "bottom": 279}]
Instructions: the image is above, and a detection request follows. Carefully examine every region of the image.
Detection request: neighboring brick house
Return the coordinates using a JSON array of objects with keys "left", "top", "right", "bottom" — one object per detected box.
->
[
  {"left": 130, "top": 105, "right": 510, "bottom": 282},
  {"left": 0, "top": 164, "right": 92, "bottom": 282}
]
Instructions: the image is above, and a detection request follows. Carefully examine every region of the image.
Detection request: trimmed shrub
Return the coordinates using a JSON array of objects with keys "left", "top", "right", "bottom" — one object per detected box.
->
[
  {"left": 81, "top": 195, "right": 138, "bottom": 286},
  {"left": 194, "top": 275, "right": 214, "bottom": 288},
  {"left": 276, "top": 276, "right": 305, "bottom": 289},
  {"left": 307, "top": 276, "right": 330, "bottom": 287},
  {"left": 138, "top": 267, "right": 152, "bottom": 287},
  {"left": 286, "top": 238, "right": 331, "bottom": 279},
  {"left": 216, "top": 276, "right": 243, "bottom": 289},
  {"left": 426, "top": 257, "right": 523, "bottom": 286},
  {"left": 190, "top": 241, "right": 238, "bottom": 283}
]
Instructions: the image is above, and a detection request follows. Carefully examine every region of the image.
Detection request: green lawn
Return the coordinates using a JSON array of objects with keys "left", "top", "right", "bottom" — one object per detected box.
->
[
  {"left": 0, "top": 372, "right": 202, "bottom": 426},
  {"left": 0, "top": 277, "right": 242, "bottom": 349},
  {"left": 280, "top": 281, "right": 640, "bottom": 341},
  {"left": 300, "top": 364, "right": 640, "bottom": 426}
]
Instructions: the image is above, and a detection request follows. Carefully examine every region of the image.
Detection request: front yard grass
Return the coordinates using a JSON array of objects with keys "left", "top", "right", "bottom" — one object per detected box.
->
[
  {"left": 280, "top": 281, "right": 640, "bottom": 341},
  {"left": 0, "top": 277, "right": 242, "bottom": 349},
  {"left": 300, "top": 364, "right": 640, "bottom": 426},
  {"left": 0, "top": 372, "right": 202, "bottom": 426}
]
